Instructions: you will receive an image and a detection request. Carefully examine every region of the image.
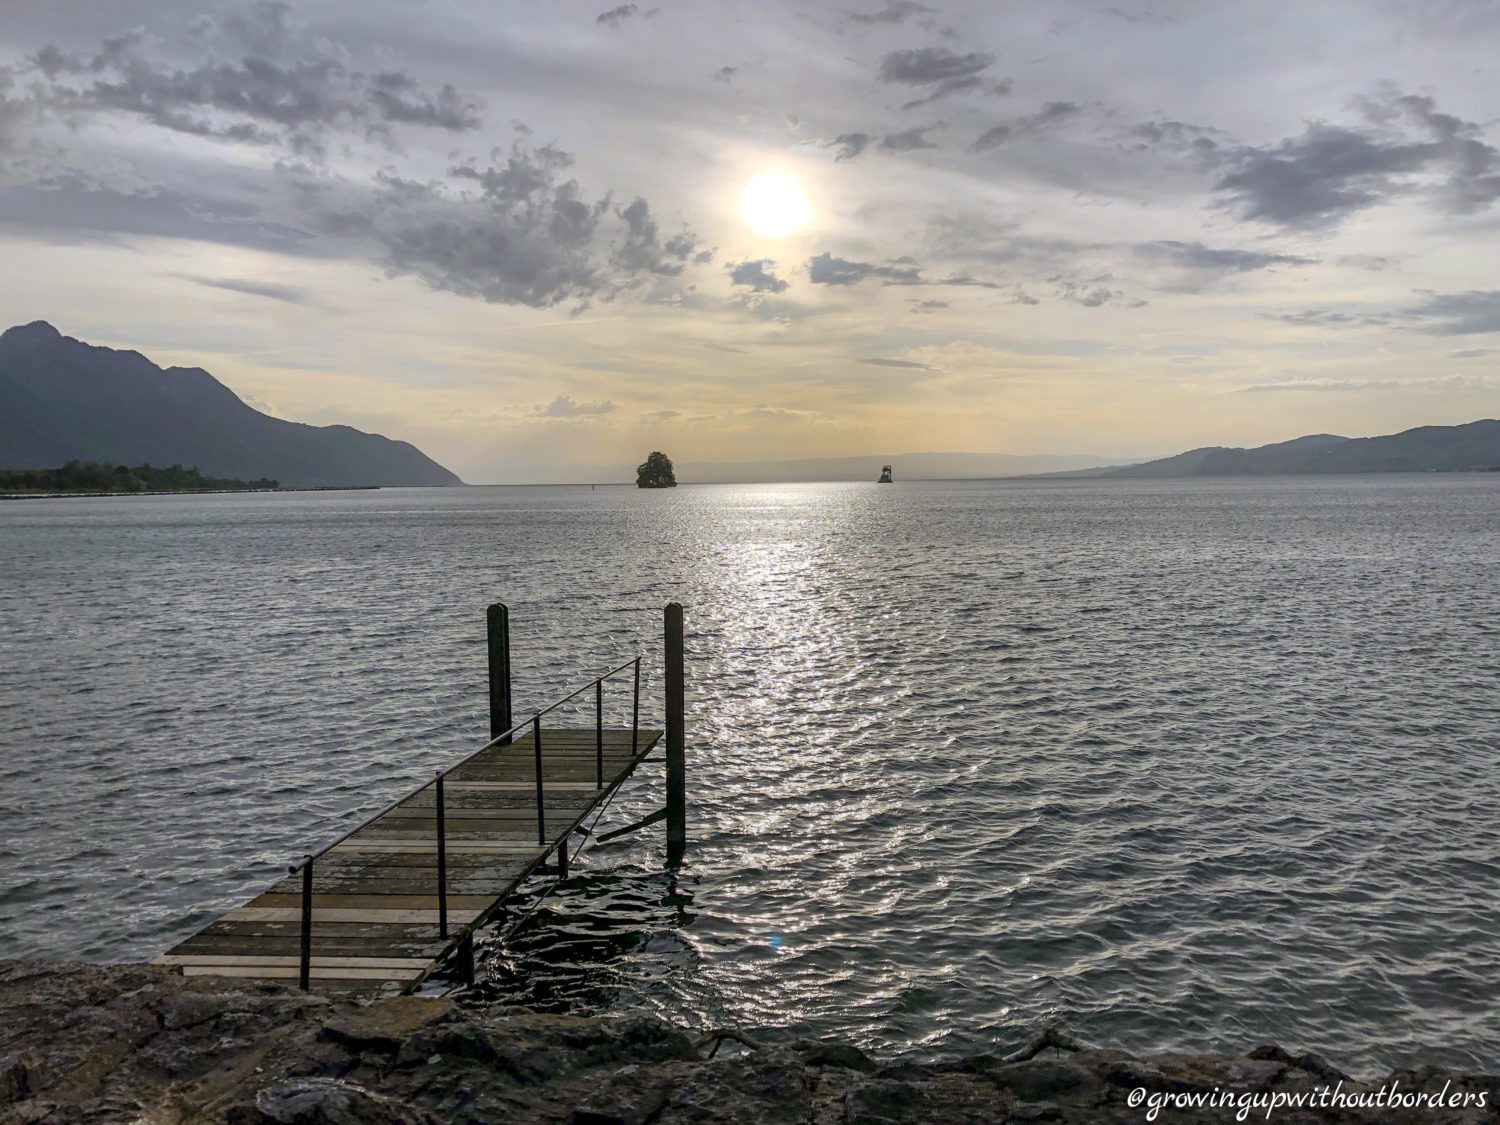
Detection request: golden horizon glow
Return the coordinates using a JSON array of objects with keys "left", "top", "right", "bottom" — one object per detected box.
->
[{"left": 738, "top": 170, "right": 812, "bottom": 238}]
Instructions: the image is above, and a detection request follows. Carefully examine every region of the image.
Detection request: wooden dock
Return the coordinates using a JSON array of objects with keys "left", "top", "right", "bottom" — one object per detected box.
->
[{"left": 150, "top": 603, "right": 687, "bottom": 998}]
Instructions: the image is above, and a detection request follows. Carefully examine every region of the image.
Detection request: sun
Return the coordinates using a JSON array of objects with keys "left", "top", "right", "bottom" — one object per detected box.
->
[{"left": 738, "top": 170, "right": 812, "bottom": 238}]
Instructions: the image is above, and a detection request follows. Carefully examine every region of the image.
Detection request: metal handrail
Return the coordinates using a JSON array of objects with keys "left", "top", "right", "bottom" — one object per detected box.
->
[{"left": 289, "top": 653, "right": 643, "bottom": 990}]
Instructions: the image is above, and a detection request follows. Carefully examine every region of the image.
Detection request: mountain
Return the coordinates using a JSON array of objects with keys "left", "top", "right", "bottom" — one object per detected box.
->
[
  {"left": 0, "top": 322, "right": 462, "bottom": 487},
  {"left": 1055, "top": 421, "right": 1500, "bottom": 478}
]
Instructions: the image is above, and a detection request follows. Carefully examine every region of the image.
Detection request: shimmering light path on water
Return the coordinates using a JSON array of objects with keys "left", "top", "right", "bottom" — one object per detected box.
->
[{"left": 1, "top": 476, "right": 1496, "bottom": 1073}]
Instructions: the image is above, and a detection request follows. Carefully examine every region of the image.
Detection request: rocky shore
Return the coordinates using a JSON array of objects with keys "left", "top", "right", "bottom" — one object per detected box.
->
[{"left": 2, "top": 960, "right": 1494, "bottom": 1124}]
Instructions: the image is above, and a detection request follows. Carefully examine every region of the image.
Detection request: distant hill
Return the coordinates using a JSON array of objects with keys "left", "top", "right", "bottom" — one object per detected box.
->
[
  {"left": 0, "top": 322, "right": 462, "bottom": 487},
  {"left": 1052, "top": 421, "right": 1500, "bottom": 478}
]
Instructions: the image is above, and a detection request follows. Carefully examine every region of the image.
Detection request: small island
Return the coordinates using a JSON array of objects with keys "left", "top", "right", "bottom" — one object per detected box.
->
[
  {"left": 636, "top": 451, "right": 678, "bottom": 488},
  {"left": 0, "top": 460, "right": 279, "bottom": 495}
]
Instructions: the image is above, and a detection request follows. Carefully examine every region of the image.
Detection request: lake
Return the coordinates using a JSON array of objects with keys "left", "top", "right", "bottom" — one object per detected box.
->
[{"left": 1, "top": 475, "right": 1496, "bottom": 1073}]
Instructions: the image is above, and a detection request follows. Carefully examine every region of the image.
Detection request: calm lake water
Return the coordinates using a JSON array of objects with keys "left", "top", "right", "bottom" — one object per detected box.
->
[{"left": 1, "top": 476, "right": 1497, "bottom": 1073}]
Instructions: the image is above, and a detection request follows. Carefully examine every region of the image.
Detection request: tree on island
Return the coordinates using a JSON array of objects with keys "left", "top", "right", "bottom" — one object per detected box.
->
[{"left": 636, "top": 451, "right": 677, "bottom": 488}]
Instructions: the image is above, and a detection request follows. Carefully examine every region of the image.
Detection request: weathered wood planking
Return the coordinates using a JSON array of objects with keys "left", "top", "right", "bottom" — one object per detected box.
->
[{"left": 153, "top": 727, "right": 662, "bottom": 996}]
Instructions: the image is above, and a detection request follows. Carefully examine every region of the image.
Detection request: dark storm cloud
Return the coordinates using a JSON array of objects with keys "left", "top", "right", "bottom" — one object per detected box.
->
[
  {"left": 1401, "top": 290, "right": 1500, "bottom": 335},
  {"left": 860, "top": 356, "right": 931, "bottom": 369},
  {"left": 21, "top": 4, "right": 481, "bottom": 151},
  {"left": 1138, "top": 241, "right": 1314, "bottom": 273},
  {"left": 807, "top": 252, "right": 923, "bottom": 286},
  {"left": 880, "top": 124, "right": 942, "bottom": 152},
  {"left": 1210, "top": 92, "right": 1500, "bottom": 228},
  {"left": 727, "top": 259, "right": 789, "bottom": 293},
  {"left": 827, "top": 132, "right": 872, "bottom": 161},
  {"left": 595, "top": 5, "right": 640, "bottom": 28},
  {"left": 970, "top": 101, "right": 1079, "bottom": 151},
  {"left": 875, "top": 47, "right": 1004, "bottom": 109},
  {"left": 175, "top": 274, "right": 311, "bottom": 304}
]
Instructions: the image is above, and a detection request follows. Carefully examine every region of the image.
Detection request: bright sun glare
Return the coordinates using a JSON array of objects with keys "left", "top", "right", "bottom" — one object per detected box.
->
[{"left": 738, "top": 170, "right": 812, "bottom": 238}]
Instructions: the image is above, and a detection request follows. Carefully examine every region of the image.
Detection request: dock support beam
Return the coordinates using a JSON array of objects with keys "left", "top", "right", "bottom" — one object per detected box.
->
[
  {"left": 664, "top": 602, "right": 686, "bottom": 867},
  {"left": 488, "top": 603, "right": 513, "bottom": 744}
]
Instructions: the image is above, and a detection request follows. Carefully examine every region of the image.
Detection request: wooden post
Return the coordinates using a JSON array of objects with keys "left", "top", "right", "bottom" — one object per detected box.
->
[
  {"left": 298, "top": 856, "right": 313, "bottom": 991},
  {"left": 664, "top": 602, "right": 686, "bottom": 867},
  {"left": 557, "top": 833, "right": 569, "bottom": 878},
  {"left": 435, "top": 773, "right": 448, "bottom": 939},
  {"left": 487, "top": 603, "right": 512, "bottom": 744},
  {"left": 455, "top": 932, "right": 475, "bottom": 986}
]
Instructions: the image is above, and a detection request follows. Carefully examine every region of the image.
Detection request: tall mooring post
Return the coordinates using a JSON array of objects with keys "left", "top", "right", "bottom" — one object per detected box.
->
[
  {"left": 664, "top": 602, "right": 686, "bottom": 867},
  {"left": 487, "top": 602, "right": 513, "bottom": 744}
]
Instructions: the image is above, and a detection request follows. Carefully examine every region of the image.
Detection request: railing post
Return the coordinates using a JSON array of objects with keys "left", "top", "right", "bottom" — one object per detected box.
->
[
  {"left": 664, "top": 603, "right": 686, "bottom": 867},
  {"left": 455, "top": 931, "right": 475, "bottom": 985},
  {"left": 487, "top": 603, "right": 513, "bottom": 744},
  {"left": 435, "top": 772, "right": 448, "bottom": 940},
  {"left": 533, "top": 715, "right": 546, "bottom": 846},
  {"left": 558, "top": 833, "right": 569, "bottom": 878},
  {"left": 595, "top": 678, "right": 604, "bottom": 789},
  {"left": 631, "top": 657, "right": 641, "bottom": 759},
  {"left": 298, "top": 855, "right": 313, "bottom": 990}
]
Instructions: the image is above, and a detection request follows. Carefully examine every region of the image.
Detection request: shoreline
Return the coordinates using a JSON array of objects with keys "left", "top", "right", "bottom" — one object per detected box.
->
[
  {"left": 0, "top": 485, "right": 381, "bottom": 501},
  {"left": 2, "top": 960, "right": 1493, "bottom": 1123}
]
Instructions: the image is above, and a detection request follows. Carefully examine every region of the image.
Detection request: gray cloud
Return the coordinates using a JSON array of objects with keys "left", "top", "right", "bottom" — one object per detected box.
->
[
  {"left": 875, "top": 47, "right": 1003, "bottom": 109},
  {"left": 1210, "top": 92, "right": 1500, "bottom": 228},
  {"left": 827, "top": 132, "right": 872, "bottom": 162},
  {"left": 1139, "top": 240, "right": 1314, "bottom": 273},
  {"left": 971, "top": 101, "right": 1080, "bottom": 151},
  {"left": 807, "top": 252, "right": 923, "bottom": 286},
  {"left": 880, "top": 124, "right": 943, "bottom": 152},
  {"left": 1051, "top": 275, "right": 1143, "bottom": 308},
  {"left": 1402, "top": 290, "right": 1500, "bottom": 335},
  {"left": 21, "top": 5, "right": 482, "bottom": 155},
  {"left": 175, "top": 274, "right": 311, "bottom": 304},
  {"left": 612, "top": 196, "right": 703, "bottom": 277},
  {"left": 847, "top": 2, "right": 936, "bottom": 25},
  {"left": 1125, "top": 119, "right": 1222, "bottom": 155},
  {"left": 1337, "top": 254, "right": 1390, "bottom": 271},
  {"left": 376, "top": 142, "right": 702, "bottom": 308},
  {"left": 536, "top": 394, "right": 617, "bottom": 416},
  {"left": 596, "top": 5, "right": 639, "bottom": 28},
  {"left": 714, "top": 66, "right": 737, "bottom": 82},
  {"left": 1240, "top": 378, "right": 1397, "bottom": 393},
  {"left": 1262, "top": 309, "right": 1393, "bottom": 327},
  {"left": 910, "top": 298, "right": 948, "bottom": 312},
  {"left": 728, "top": 258, "right": 789, "bottom": 293},
  {"left": 861, "top": 357, "right": 931, "bottom": 369},
  {"left": 1448, "top": 348, "right": 1498, "bottom": 359}
]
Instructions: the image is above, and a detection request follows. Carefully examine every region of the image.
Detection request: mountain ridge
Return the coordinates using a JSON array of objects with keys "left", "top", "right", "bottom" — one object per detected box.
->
[
  {"left": 0, "top": 322, "right": 462, "bottom": 488},
  {"left": 1046, "top": 420, "right": 1500, "bottom": 478}
]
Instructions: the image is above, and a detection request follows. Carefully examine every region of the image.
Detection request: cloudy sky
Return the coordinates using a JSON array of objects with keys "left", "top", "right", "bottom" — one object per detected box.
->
[{"left": 2, "top": 0, "right": 1497, "bottom": 481}]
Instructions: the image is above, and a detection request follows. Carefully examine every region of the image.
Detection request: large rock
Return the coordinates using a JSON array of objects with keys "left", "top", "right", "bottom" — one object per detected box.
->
[{"left": 2, "top": 960, "right": 1496, "bottom": 1124}]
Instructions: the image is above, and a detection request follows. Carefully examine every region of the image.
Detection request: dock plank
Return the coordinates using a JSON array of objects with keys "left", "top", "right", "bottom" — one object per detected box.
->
[{"left": 157, "top": 727, "right": 662, "bottom": 994}]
